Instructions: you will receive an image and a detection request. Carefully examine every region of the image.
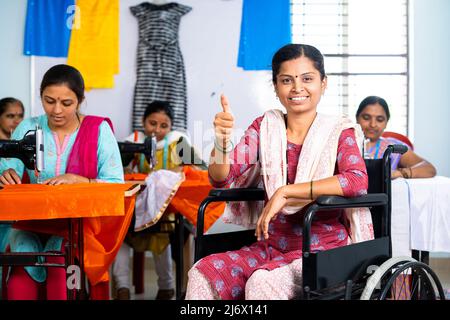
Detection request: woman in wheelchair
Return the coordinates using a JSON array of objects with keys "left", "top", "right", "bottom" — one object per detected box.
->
[
  {"left": 356, "top": 96, "right": 436, "bottom": 179},
  {"left": 185, "top": 44, "right": 374, "bottom": 300}
]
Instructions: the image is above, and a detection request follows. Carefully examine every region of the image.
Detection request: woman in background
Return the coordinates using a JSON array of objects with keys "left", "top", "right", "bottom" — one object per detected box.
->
[
  {"left": 356, "top": 96, "right": 436, "bottom": 179},
  {"left": 0, "top": 97, "right": 24, "bottom": 140},
  {"left": 0, "top": 97, "right": 25, "bottom": 295}
]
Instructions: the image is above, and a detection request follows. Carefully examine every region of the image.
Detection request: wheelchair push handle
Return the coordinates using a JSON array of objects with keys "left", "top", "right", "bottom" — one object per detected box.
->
[{"left": 383, "top": 144, "right": 408, "bottom": 160}]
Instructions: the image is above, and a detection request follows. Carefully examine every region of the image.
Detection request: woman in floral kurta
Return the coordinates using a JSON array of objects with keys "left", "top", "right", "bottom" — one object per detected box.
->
[{"left": 185, "top": 44, "right": 369, "bottom": 300}]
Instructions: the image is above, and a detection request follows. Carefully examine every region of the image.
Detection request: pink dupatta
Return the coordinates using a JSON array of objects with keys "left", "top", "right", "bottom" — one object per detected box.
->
[
  {"left": 66, "top": 116, "right": 132, "bottom": 292},
  {"left": 66, "top": 115, "right": 114, "bottom": 178}
]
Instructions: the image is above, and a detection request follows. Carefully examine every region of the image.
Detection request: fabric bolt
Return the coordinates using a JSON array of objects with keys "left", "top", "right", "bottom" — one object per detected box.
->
[
  {"left": 23, "top": 0, "right": 75, "bottom": 57},
  {"left": 130, "top": 2, "right": 192, "bottom": 131},
  {"left": 237, "top": 0, "right": 291, "bottom": 70},
  {"left": 67, "top": 0, "right": 119, "bottom": 89}
]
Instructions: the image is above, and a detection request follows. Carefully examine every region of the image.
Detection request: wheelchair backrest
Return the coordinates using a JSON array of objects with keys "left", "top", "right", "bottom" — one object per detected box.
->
[
  {"left": 364, "top": 141, "right": 407, "bottom": 239},
  {"left": 365, "top": 159, "right": 385, "bottom": 194}
]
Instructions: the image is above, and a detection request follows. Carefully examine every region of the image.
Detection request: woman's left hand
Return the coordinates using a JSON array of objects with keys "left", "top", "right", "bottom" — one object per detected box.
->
[
  {"left": 391, "top": 170, "right": 402, "bottom": 179},
  {"left": 256, "top": 187, "right": 288, "bottom": 241},
  {"left": 42, "top": 173, "right": 87, "bottom": 185}
]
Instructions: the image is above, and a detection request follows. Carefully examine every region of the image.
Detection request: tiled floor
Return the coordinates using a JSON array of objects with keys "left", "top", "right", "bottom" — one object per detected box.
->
[{"left": 123, "top": 256, "right": 450, "bottom": 300}]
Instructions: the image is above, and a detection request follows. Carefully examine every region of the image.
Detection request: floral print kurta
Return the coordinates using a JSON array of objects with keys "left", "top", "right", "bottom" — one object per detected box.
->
[{"left": 195, "top": 116, "right": 368, "bottom": 300}]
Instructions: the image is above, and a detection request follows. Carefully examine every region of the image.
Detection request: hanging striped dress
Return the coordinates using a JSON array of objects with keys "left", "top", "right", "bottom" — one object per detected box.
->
[{"left": 130, "top": 2, "right": 192, "bottom": 131}]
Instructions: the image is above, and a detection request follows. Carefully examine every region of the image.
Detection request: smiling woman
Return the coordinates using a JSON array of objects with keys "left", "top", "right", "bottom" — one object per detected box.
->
[{"left": 185, "top": 44, "right": 371, "bottom": 300}]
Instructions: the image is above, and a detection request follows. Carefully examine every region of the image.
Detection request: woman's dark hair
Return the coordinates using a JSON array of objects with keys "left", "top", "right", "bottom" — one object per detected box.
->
[
  {"left": 272, "top": 44, "right": 326, "bottom": 83},
  {"left": 0, "top": 97, "right": 24, "bottom": 116},
  {"left": 40, "top": 64, "right": 85, "bottom": 103},
  {"left": 143, "top": 100, "right": 174, "bottom": 124},
  {"left": 356, "top": 96, "right": 390, "bottom": 120}
]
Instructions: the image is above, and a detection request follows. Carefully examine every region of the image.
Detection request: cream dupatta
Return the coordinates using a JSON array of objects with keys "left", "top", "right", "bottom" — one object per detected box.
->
[{"left": 222, "top": 110, "right": 374, "bottom": 244}]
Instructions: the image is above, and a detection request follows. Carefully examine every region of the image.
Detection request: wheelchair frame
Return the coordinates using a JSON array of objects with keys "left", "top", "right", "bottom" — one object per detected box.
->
[{"left": 195, "top": 145, "right": 446, "bottom": 300}]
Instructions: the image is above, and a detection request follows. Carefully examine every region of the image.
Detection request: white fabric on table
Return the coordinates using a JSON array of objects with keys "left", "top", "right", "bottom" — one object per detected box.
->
[
  {"left": 406, "top": 176, "right": 450, "bottom": 253},
  {"left": 391, "top": 178, "right": 412, "bottom": 257}
]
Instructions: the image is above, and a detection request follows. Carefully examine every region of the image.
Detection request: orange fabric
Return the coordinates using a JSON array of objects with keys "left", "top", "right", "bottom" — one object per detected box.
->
[
  {"left": 125, "top": 168, "right": 224, "bottom": 231},
  {"left": 0, "top": 184, "right": 130, "bottom": 220},
  {"left": 124, "top": 173, "right": 148, "bottom": 181},
  {"left": 169, "top": 166, "right": 224, "bottom": 232},
  {"left": 0, "top": 183, "right": 137, "bottom": 287}
]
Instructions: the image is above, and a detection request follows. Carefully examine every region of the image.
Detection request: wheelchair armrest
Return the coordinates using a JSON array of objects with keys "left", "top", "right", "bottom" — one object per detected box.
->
[
  {"left": 196, "top": 188, "right": 264, "bottom": 238},
  {"left": 207, "top": 188, "right": 265, "bottom": 202},
  {"left": 315, "top": 193, "right": 388, "bottom": 208},
  {"left": 302, "top": 193, "right": 388, "bottom": 254}
]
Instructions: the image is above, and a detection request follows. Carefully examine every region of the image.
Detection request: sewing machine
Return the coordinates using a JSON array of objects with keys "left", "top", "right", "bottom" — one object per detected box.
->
[
  {"left": 118, "top": 135, "right": 157, "bottom": 169},
  {"left": 0, "top": 126, "right": 44, "bottom": 172}
]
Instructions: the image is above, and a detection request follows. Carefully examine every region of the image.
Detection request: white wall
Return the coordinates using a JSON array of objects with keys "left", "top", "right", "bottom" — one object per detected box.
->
[
  {"left": 411, "top": 0, "right": 450, "bottom": 177},
  {"left": 0, "top": 0, "right": 30, "bottom": 114},
  {"left": 30, "top": 0, "right": 281, "bottom": 162},
  {"left": 1, "top": 0, "right": 449, "bottom": 177}
]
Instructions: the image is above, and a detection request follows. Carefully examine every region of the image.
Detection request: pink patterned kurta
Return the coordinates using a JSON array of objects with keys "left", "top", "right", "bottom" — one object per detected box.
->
[{"left": 189, "top": 116, "right": 368, "bottom": 300}]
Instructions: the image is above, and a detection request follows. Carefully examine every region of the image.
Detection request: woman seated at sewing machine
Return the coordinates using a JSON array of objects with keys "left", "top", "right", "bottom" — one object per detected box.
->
[
  {"left": 113, "top": 100, "right": 205, "bottom": 300},
  {"left": 0, "top": 64, "right": 123, "bottom": 300}
]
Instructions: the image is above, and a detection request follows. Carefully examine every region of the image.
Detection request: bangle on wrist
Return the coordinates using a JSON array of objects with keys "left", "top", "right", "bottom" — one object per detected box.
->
[
  {"left": 309, "top": 180, "right": 313, "bottom": 200},
  {"left": 408, "top": 167, "right": 413, "bottom": 179},
  {"left": 400, "top": 168, "right": 409, "bottom": 179},
  {"left": 214, "top": 139, "right": 234, "bottom": 154}
]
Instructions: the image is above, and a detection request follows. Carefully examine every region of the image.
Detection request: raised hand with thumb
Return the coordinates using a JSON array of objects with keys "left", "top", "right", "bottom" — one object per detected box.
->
[{"left": 213, "top": 94, "right": 234, "bottom": 153}]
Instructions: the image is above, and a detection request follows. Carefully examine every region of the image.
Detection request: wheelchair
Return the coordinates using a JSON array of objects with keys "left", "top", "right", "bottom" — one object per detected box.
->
[{"left": 195, "top": 145, "right": 446, "bottom": 300}]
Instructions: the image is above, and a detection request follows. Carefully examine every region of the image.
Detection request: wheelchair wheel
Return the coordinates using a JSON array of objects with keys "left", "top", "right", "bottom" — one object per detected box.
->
[{"left": 360, "top": 256, "right": 446, "bottom": 300}]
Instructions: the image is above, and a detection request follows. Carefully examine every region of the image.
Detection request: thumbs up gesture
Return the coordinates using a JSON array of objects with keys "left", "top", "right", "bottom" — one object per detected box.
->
[{"left": 213, "top": 94, "right": 234, "bottom": 153}]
